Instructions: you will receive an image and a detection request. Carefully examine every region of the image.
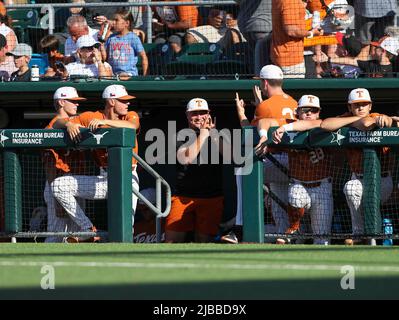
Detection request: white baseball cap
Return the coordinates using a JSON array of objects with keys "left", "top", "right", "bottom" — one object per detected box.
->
[
  {"left": 254, "top": 64, "right": 284, "bottom": 80},
  {"left": 348, "top": 88, "right": 372, "bottom": 104},
  {"left": 6, "top": 43, "right": 32, "bottom": 58},
  {"left": 76, "top": 34, "right": 99, "bottom": 49},
  {"left": 102, "top": 85, "right": 135, "bottom": 100},
  {"left": 379, "top": 37, "right": 399, "bottom": 56},
  {"left": 297, "top": 95, "right": 321, "bottom": 109},
  {"left": 53, "top": 86, "right": 86, "bottom": 101},
  {"left": 186, "top": 98, "right": 209, "bottom": 112}
]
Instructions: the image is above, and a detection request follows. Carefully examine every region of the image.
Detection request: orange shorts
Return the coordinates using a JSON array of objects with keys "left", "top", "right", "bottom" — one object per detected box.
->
[{"left": 165, "top": 195, "right": 224, "bottom": 236}]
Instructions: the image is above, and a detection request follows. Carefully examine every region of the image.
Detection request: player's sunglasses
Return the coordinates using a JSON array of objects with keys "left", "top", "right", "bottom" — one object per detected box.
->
[
  {"left": 64, "top": 99, "right": 79, "bottom": 104},
  {"left": 298, "top": 107, "right": 319, "bottom": 113}
]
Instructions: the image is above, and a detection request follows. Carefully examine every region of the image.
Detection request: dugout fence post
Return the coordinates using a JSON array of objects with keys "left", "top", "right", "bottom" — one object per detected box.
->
[
  {"left": 108, "top": 146, "right": 134, "bottom": 243},
  {"left": 241, "top": 127, "right": 264, "bottom": 243},
  {"left": 362, "top": 148, "right": 382, "bottom": 235},
  {"left": 3, "top": 151, "right": 22, "bottom": 234}
]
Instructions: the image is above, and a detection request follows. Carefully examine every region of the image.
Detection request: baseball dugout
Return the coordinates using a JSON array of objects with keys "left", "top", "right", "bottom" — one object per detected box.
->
[
  {"left": 0, "top": 128, "right": 171, "bottom": 243},
  {"left": 242, "top": 126, "right": 399, "bottom": 244}
]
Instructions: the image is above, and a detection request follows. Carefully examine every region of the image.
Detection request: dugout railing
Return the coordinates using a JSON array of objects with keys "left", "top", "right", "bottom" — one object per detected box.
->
[
  {"left": 0, "top": 128, "right": 171, "bottom": 243},
  {"left": 242, "top": 126, "right": 399, "bottom": 244}
]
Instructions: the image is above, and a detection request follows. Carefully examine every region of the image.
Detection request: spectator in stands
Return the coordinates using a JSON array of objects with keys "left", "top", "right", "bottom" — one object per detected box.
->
[
  {"left": 7, "top": 43, "right": 32, "bottom": 82},
  {"left": 354, "top": 0, "right": 397, "bottom": 60},
  {"left": 165, "top": 98, "right": 224, "bottom": 243},
  {"left": 43, "top": 87, "right": 87, "bottom": 243},
  {"left": 51, "top": 84, "right": 140, "bottom": 243},
  {"left": 134, "top": 188, "right": 165, "bottom": 243},
  {"left": 168, "top": 34, "right": 183, "bottom": 56},
  {"left": 64, "top": 34, "right": 113, "bottom": 79},
  {"left": 0, "top": 12, "right": 17, "bottom": 51},
  {"left": 321, "top": 88, "right": 395, "bottom": 245},
  {"left": 0, "top": 33, "right": 16, "bottom": 81},
  {"left": 185, "top": 6, "right": 244, "bottom": 48},
  {"left": 39, "top": 35, "right": 65, "bottom": 78},
  {"left": 322, "top": 36, "right": 399, "bottom": 77},
  {"left": 64, "top": 15, "right": 99, "bottom": 60},
  {"left": 103, "top": 8, "right": 148, "bottom": 77},
  {"left": 152, "top": 0, "right": 199, "bottom": 44},
  {"left": 236, "top": 0, "right": 272, "bottom": 76},
  {"left": 271, "top": 0, "right": 323, "bottom": 78}
]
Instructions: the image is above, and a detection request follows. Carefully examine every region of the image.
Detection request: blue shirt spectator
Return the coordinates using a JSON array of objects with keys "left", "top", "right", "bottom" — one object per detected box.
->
[{"left": 105, "top": 32, "right": 144, "bottom": 76}]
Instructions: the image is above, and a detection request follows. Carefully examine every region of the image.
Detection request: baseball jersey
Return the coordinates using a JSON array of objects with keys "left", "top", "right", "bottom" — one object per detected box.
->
[
  {"left": 252, "top": 94, "right": 298, "bottom": 126},
  {"left": 70, "top": 110, "right": 140, "bottom": 168},
  {"left": 43, "top": 116, "right": 86, "bottom": 174},
  {"left": 288, "top": 148, "right": 332, "bottom": 181},
  {"left": 340, "top": 112, "right": 393, "bottom": 174}
]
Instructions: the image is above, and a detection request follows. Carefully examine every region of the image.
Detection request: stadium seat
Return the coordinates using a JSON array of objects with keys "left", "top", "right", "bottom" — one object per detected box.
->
[
  {"left": 146, "top": 43, "right": 175, "bottom": 75},
  {"left": 164, "top": 43, "right": 222, "bottom": 77},
  {"left": 29, "top": 53, "right": 49, "bottom": 75},
  {"left": 7, "top": 9, "right": 39, "bottom": 43}
]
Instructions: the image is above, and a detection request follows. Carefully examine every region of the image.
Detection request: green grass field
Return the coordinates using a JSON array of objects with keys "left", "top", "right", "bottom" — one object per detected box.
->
[{"left": 0, "top": 243, "right": 398, "bottom": 299}]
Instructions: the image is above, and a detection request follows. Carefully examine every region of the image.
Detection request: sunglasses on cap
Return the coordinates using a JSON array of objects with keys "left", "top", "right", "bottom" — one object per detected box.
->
[{"left": 298, "top": 107, "right": 320, "bottom": 113}]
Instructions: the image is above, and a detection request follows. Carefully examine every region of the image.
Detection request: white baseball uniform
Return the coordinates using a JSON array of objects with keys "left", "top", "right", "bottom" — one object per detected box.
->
[
  {"left": 343, "top": 173, "right": 393, "bottom": 235},
  {"left": 287, "top": 148, "right": 334, "bottom": 244},
  {"left": 51, "top": 169, "right": 139, "bottom": 231}
]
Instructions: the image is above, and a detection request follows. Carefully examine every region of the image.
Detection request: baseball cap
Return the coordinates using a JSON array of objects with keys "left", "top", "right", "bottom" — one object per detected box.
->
[
  {"left": 371, "top": 36, "right": 399, "bottom": 56},
  {"left": 102, "top": 84, "right": 135, "bottom": 100},
  {"left": 297, "top": 95, "right": 321, "bottom": 109},
  {"left": 53, "top": 86, "right": 87, "bottom": 100},
  {"left": 348, "top": 88, "right": 372, "bottom": 104},
  {"left": 186, "top": 98, "right": 209, "bottom": 112},
  {"left": 6, "top": 43, "right": 32, "bottom": 57},
  {"left": 76, "top": 35, "right": 99, "bottom": 49},
  {"left": 254, "top": 64, "right": 284, "bottom": 80},
  {"left": 0, "top": 34, "right": 6, "bottom": 50},
  {"left": 168, "top": 35, "right": 182, "bottom": 47}
]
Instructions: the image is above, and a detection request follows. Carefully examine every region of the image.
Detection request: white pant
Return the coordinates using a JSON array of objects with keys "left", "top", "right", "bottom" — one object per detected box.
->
[
  {"left": 236, "top": 153, "right": 289, "bottom": 234},
  {"left": 343, "top": 173, "right": 393, "bottom": 235},
  {"left": 51, "top": 170, "right": 139, "bottom": 231},
  {"left": 289, "top": 177, "right": 334, "bottom": 244},
  {"left": 44, "top": 181, "right": 81, "bottom": 243}
]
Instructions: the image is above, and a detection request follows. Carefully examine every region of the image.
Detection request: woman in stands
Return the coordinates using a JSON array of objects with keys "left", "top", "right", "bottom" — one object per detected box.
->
[{"left": 103, "top": 8, "right": 148, "bottom": 78}]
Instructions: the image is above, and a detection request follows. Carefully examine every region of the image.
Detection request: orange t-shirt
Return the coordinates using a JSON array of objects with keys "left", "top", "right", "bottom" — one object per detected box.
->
[
  {"left": 0, "top": 2, "right": 6, "bottom": 16},
  {"left": 252, "top": 94, "right": 298, "bottom": 126},
  {"left": 177, "top": 0, "right": 199, "bottom": 28},
  {"left": 43, "top": 116, "right": 86, "bottom": 174},
  {"left": 289, "top": 147, "right": 332, "bottom": 181},
  {"left": 271, "top": 0, "right": 306, "bottom": 67},
  {"left": 306, "top": 0, "right": 334, "bottom": 14},
  {"left": 340, "top": 112, "right": 393, "bottom": 174},
  {"left": 71, "top": 110, "right": 140, "bottom": 168}
]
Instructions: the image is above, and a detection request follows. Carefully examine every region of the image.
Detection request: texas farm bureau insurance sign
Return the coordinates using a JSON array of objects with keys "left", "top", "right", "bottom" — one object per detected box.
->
[
  {"left": 328, "top": 128, "right": 399, "bottom": 146},
  {"left": 0, "top": 130, "right": 64, "bottom": 147}
]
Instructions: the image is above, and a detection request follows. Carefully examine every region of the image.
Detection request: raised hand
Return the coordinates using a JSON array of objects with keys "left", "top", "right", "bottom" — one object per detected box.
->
[{"left": 252, "top": 85, "right": 263, "bottom": 106}]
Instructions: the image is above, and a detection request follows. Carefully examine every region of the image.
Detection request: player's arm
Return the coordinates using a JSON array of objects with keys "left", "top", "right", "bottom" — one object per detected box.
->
[
  {"left": 53, "top": 117, "right": 85, "bottom": 142},
  {"left": 351, "top": 116, "right": 378, "bottom": 131},
  {"left": 390, "top": 116, "right": 399, "bottom": 127},
  {"left": 255, "top": 118, "right": 279, "bottom": 155},
  {"left": 320, "top": 116, "right": 362, "bottom": 131},
  {"left": 273, "top": 119, "right": 322, "bottom": 144},
  {"left": 177, "top": 129, "right": 211, "bottom": 165},
  {"left": 330, "top": 56, "right": 359, "bottom": 66},
  {"left": 235, "top": 92, "right": 251, "bottom": 127}
]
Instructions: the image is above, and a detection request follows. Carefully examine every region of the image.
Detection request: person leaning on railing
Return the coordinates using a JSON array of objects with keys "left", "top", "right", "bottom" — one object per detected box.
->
[{"left": 321, "top": 88, "right": 396, "bottom": 245}]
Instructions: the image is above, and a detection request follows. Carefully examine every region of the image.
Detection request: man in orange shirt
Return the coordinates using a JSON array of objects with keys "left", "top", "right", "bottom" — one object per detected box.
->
[
  {"left": 270, "top": 95, "right": 334, "bottom": 245},
  {"left": 234, "top": 64, "right": 298, "bottom": 238},
  {"left": 271, "top": 0, "right": 322, "bottom": 78},
  {"left": 44, "top": 86, "right": 87, "bottom": 242},
  {"left": 51, "top": 84, "right": 140, "bottom": 243},
  {"left": 321, "top": 88, "right": 395, "bottom": 245}
]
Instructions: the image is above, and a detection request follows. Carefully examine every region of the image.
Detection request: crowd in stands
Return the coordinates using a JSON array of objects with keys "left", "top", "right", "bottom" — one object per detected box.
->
[{"left": 1, "top": 0, "right": 399, "bottom": 80}]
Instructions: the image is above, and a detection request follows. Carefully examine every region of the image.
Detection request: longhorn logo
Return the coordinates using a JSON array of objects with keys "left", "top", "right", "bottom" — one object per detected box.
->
[
  {"left": 89, "top": 131, "right": 109, "bottom": 145},
  {"left": 285, "top": 132, "right": 298, "bottom": 143},
  {"left": 0, "top": 130, "right": 9, "bottom": 147}
]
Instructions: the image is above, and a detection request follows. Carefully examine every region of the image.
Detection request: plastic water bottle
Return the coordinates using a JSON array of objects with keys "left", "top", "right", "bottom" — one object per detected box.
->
[
  {"left": 383, "top": 218, "right": 393, "bottom": 246},
  {"left": 30, "top": 65, "right": 40, "bottom": 81},
  {"left": 312, "top": 11, "right": 321, "bottom": 29}
]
